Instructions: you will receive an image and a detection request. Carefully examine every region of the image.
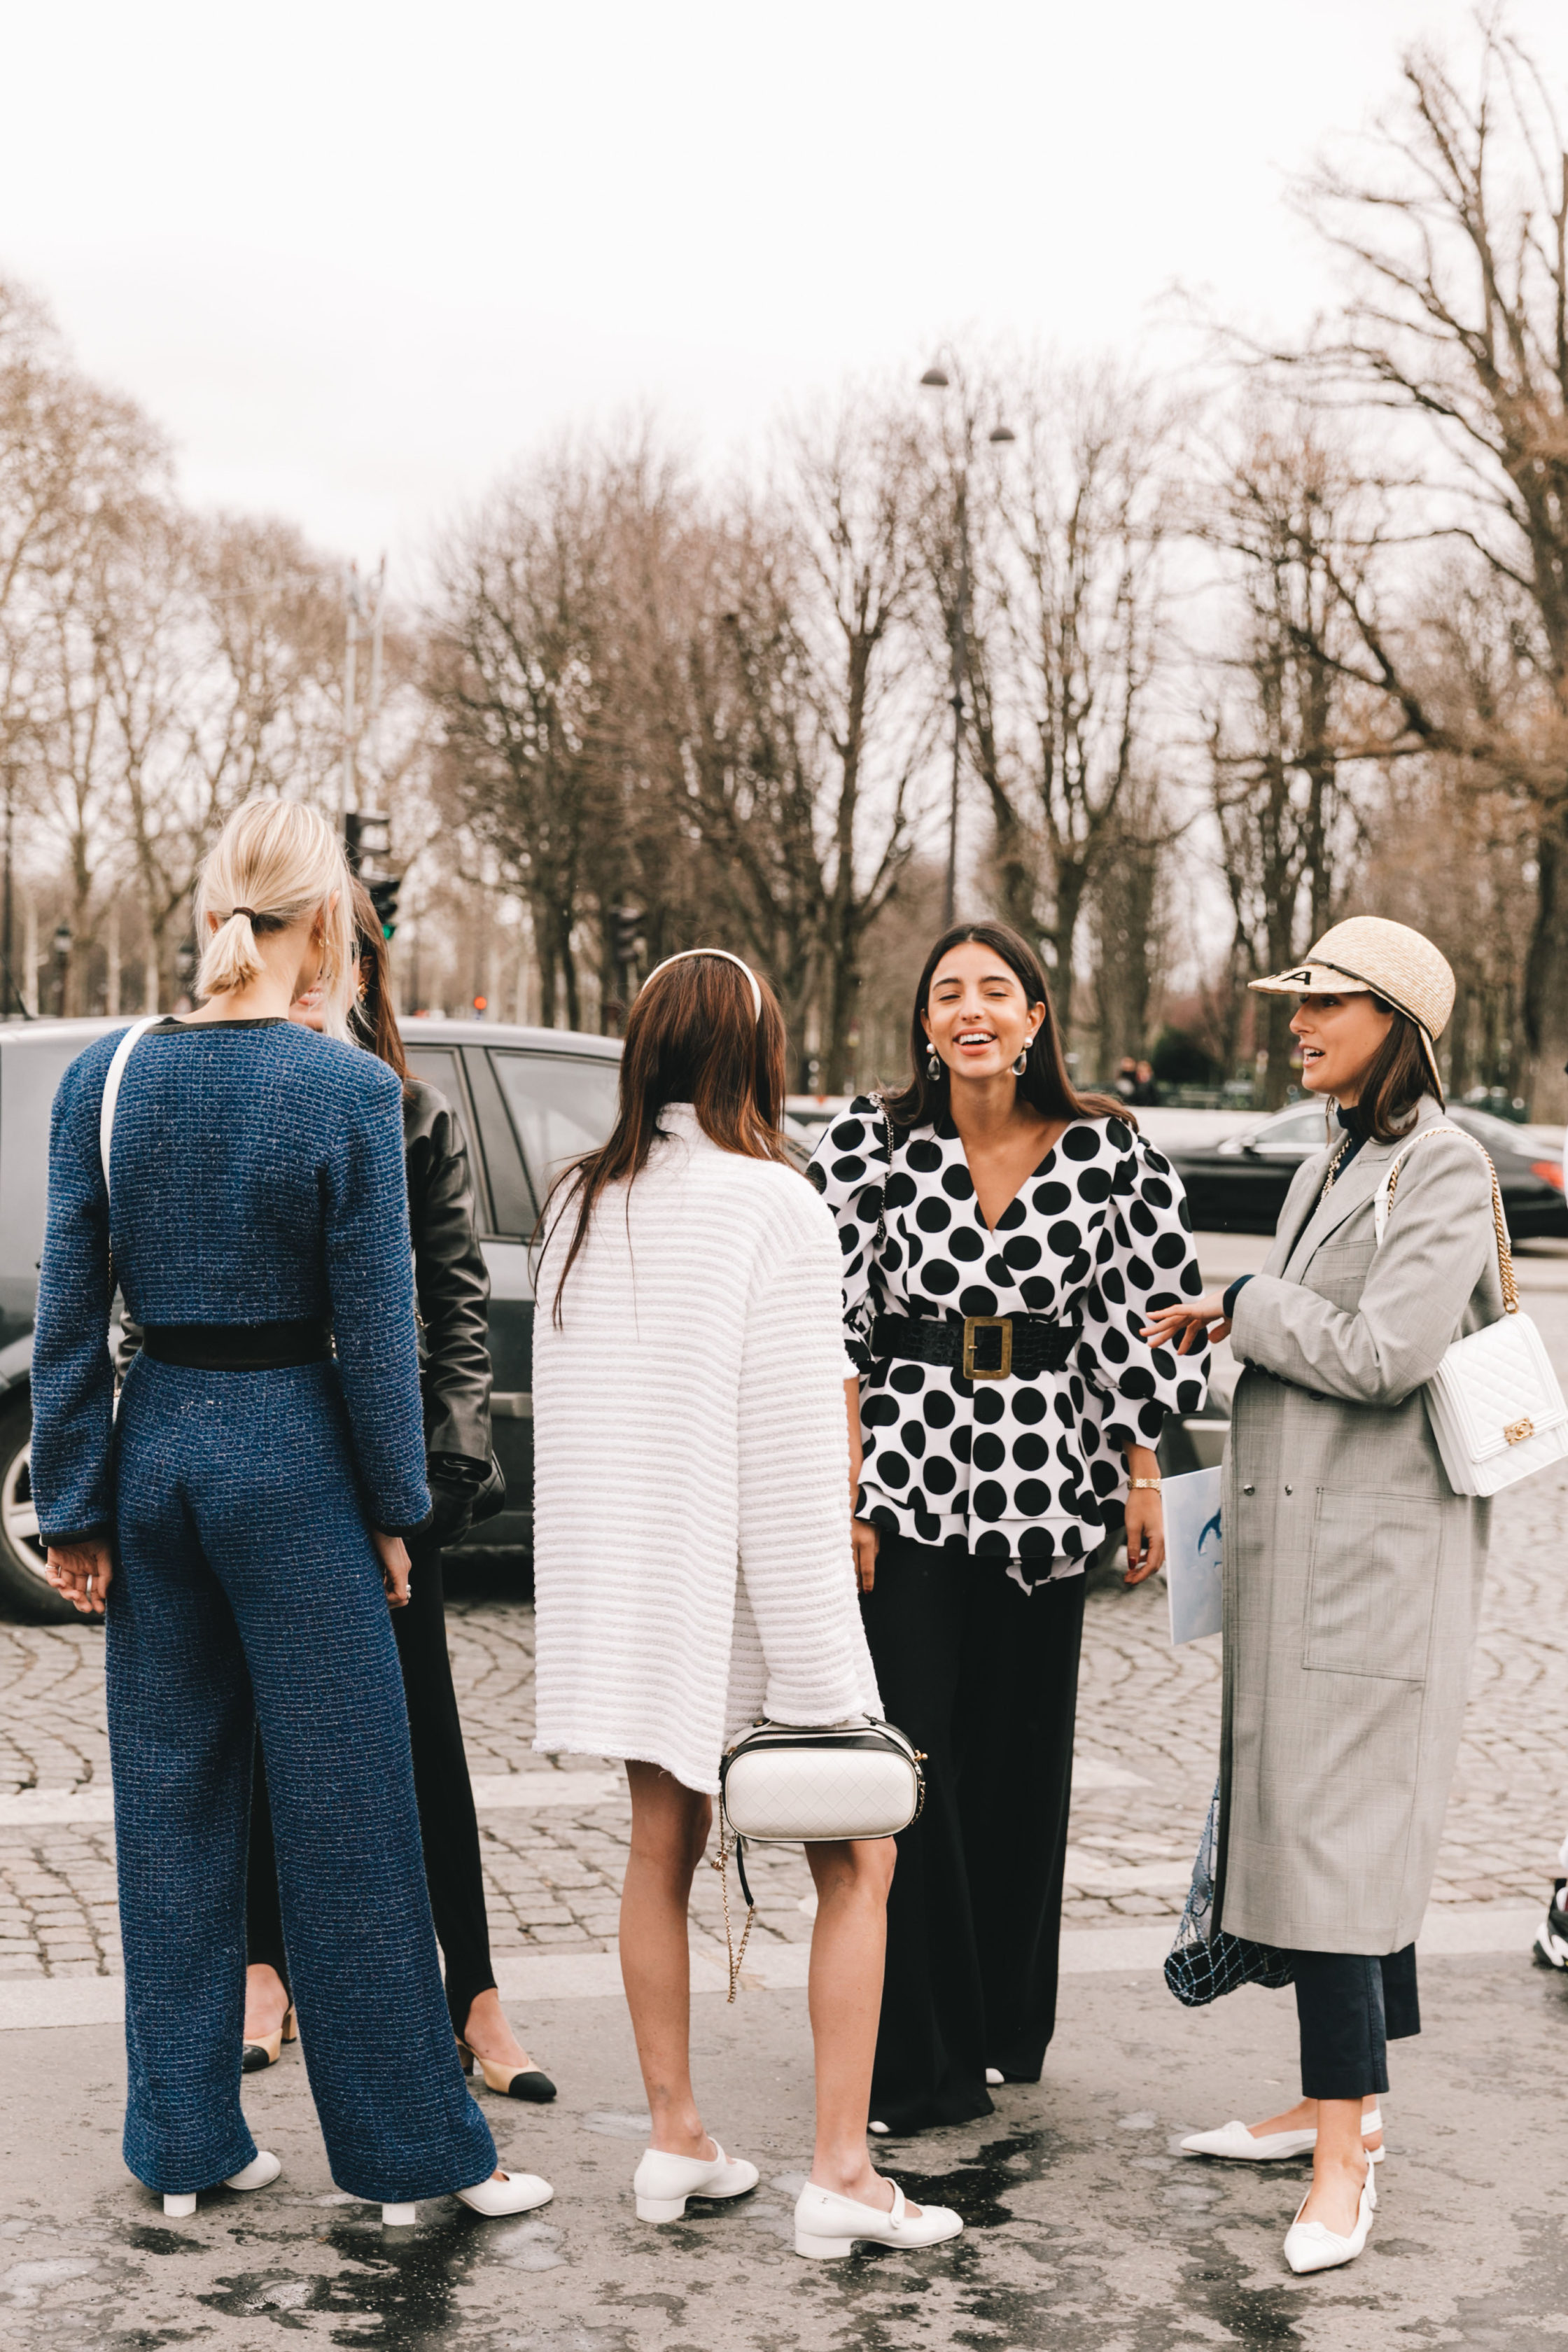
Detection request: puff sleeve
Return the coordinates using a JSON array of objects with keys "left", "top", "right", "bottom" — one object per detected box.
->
[
  {"left": 1077, "top": 1129, "right": 1210, "bottom": 1449},
  {"left": 805, "top": 1093, "right": 891, "bottom": 1378}
]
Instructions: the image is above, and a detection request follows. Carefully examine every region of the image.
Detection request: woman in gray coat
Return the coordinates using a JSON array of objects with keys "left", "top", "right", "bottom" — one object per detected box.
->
[{"left": 1146, "top": 918, "right": 1501, "bottom": 2278}]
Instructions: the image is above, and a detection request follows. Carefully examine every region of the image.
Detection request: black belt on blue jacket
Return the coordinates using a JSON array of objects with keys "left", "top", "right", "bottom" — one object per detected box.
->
[
  {"left": 141, "top": 1320, "right": 332, "bottom": 1371},
  {"left": 871, "top": 1312, "right": 1080, "bottom": 1382}
]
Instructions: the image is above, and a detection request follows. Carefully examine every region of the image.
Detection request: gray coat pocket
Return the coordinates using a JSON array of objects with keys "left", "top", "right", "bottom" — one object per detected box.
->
[
  {"left": 1303, "top": 1488, "right": 1444, "bottom": 1681},
  {"left": 1303, "top": 1238, "right": 1377, "bottom": 1310}
]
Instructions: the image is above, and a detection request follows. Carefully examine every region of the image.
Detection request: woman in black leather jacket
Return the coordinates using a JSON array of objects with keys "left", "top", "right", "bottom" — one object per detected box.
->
[{"left": 239, "top": 882, "right": 555, "bottom": 2101}]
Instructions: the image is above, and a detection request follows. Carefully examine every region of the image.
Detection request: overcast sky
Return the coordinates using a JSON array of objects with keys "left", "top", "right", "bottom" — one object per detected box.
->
[{"left": 6, "top": 0, "right": 1566, "bottom": 574}]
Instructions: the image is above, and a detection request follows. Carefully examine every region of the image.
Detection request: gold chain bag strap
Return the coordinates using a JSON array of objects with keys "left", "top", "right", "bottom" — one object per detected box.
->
[{"left": 1374, "top": 1124, "right": 1567, "bottom": 1494}]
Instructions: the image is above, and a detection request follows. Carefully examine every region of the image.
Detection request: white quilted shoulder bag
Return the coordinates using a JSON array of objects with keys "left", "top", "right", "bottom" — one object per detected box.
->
[
  {"left": 1374, "top": 1124, "right": 1568, "bottom": 1496},
  {"left": 710, "top": 1718, "right": 925, "bottom": 1997}
]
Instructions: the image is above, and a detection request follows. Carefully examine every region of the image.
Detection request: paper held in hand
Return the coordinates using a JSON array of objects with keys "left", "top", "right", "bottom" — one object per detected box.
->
[{"left": 1163, "top": 1465, "right": 1222, "bottom": 1646}]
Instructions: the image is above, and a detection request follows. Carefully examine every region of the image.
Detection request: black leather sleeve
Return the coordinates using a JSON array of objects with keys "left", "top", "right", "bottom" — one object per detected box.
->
[{"left": 403, "top": 1082, "right": 493, "bottom": 1466}]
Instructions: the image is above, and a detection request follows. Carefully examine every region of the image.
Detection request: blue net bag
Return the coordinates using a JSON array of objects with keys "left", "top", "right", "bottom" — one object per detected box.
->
[{"left": 1164, "top": 1781, "right": 1294, "bottom": 2008}]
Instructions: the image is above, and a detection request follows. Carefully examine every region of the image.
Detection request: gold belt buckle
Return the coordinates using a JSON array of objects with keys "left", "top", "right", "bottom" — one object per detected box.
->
[{"left": 962, "top": 1315, "right": 1012, "bottom": 1380}]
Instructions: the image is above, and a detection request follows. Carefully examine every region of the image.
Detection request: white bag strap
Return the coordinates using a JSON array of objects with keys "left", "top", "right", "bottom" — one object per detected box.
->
[
  {"left": 1373, "top": 1121, "right": 1517, "bottom": 1314},
  {"left": 99, "top": 1016, "right": 164, "bottom": 1198}
]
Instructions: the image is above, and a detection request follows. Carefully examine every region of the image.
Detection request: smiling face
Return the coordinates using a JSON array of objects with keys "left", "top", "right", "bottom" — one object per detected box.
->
[
  {"left": 923, "top": 942, "right": 1045, "bottom": 1084},
  {"left": 1289, "top": 990, "right": 1395, "bottom": 1104}
]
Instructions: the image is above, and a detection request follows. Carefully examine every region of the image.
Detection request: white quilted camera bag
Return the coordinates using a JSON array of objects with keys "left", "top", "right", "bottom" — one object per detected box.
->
[
  {"left": 721, "top": 1718, "right": 925, "bottom": 1846},
  {"left": 1376, "top": 1126, "right": 1568, "bottom": 1497}
]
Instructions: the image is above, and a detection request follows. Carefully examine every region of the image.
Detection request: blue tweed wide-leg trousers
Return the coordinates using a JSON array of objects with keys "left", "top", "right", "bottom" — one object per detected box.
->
[{"left": 108, "top": 1357, "right": 497, "bottom": 2202}]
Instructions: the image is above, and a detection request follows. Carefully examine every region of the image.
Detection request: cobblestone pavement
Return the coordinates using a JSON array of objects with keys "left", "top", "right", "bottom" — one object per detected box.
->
[
  {"left": 6, "top": 1266, "right": 1568, "bottom": 1984},
  {"left": 5, "top": 1497, "right": 1564, "bottom": 1987}
]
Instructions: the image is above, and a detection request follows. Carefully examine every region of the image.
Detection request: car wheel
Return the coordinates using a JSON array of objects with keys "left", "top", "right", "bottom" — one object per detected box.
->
[{"left": 0, "top": 1391, "right": 78, "bottom": 1623}]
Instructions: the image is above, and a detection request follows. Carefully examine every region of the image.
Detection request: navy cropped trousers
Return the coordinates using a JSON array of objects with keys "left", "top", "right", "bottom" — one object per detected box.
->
[{"left": 108, "top": 1356, "right": 497, "bottom": 2202}]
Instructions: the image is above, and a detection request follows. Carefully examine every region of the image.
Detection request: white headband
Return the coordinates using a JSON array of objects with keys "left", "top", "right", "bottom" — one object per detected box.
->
[{"left": 639, "top": 948, "right": 763, "bottom": 1021}]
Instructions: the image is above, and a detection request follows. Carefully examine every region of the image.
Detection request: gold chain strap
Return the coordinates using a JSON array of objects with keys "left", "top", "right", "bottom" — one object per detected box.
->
[
  {"left": 709, "top": 1829, "right": 756, "bottom": 2004},
  {"left": 1385, "top": 1128, "right": 1518, "bottom": 1315}
]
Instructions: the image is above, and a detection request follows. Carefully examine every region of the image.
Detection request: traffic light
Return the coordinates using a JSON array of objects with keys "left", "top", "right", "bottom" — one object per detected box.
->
[
  {"left": 344, "top": 811, "right": 391, "bottom": 875},
  {"left": 367, "top": 876, "right": 401, "bottom": 940},
  {"left": 612, "top": 906, "right": 642, "bottom": 965}
]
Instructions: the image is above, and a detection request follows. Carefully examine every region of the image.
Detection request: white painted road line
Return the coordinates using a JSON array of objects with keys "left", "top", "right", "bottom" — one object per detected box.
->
[
  {"left": 0, "top": 1772, "right": 626, "bottom": 1830},
  {"left": 1, "top": 1763, "right": 1159, "bottom": 1828},
  {"left": 0, "top": 1905, "right": 1543, "bottom": 2033},
  {"left": 468, "top": 1773, "right": 624, "bottom": 1810},
  {"left": 1072, "top": 1757, "right": 1153, "bottom": 1791}
]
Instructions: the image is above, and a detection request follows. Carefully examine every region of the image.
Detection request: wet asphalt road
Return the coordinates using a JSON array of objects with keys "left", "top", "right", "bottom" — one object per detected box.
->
[{"left": 4, "top": 1946, "right": 1568, "bottom": 2349}]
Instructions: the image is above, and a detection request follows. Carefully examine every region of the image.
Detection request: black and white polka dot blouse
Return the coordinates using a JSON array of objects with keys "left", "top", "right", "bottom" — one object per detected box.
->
[{"left": 807, "top": 1096, "right": 1210, "bottom": 1588}]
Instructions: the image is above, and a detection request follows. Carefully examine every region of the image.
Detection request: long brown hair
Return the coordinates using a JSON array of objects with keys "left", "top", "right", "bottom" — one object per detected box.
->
[
  {"left": 1354, "top": 1002, "right": 1438, "bottom": 1140},
  {"left": 542, "top": 951, "right": 790, "bottom": 1324},
  {"left": 883, "top": 920, "right": 1126, "bottom": 1128},
  {"left": 348, "top": 876, "right": 412, "bottom": 1097}
]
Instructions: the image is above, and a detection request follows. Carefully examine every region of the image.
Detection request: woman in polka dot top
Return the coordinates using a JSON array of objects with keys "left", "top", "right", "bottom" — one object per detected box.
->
[{"left": 808, "top": 920, "right": 1209, "bottom": 2136}]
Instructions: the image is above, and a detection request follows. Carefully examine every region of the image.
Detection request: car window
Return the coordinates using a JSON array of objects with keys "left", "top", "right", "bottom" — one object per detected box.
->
[
  {"left": 1250, "top": 1109, "right": 1327, "bottom": 1156},
  {"left": 403, "top": 1045, "right": 462, "bottom": 1104},
  {"left": 1, "top": 1033, "right": 92, "bottom": 1287},
  {"left": 460, "top": 1048, "right": 536, "bottom": 1238},
  {"left": 491, "top": 1052, "right": 622, "bottom": 1203}
]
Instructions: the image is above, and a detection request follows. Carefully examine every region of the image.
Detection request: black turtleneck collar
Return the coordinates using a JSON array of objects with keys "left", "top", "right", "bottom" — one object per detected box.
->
[{"left": 1336, "top": 1099, "right": 1371, "bottom": 1141}]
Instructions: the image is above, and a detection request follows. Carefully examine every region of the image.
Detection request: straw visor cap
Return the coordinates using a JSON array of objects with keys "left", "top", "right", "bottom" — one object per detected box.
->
[{"left": 1250, "top": 916, "right": 1455, "bottom": 1091}]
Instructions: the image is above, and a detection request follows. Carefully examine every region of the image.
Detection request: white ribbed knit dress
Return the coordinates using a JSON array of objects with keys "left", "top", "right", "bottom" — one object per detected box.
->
[{"left": 531, "top": 1103, "right": 881, "bottom": 1794}]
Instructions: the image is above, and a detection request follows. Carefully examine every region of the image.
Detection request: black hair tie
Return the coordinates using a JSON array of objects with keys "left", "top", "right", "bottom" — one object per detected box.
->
[{"left": 232, "top": 906, "right": 257, "bottom": 920}]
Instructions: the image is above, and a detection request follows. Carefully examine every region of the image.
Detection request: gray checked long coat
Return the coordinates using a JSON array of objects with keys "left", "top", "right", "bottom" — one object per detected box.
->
[{"left": 1214, "top": 1095, "right": 1502, "bottom": 1955}]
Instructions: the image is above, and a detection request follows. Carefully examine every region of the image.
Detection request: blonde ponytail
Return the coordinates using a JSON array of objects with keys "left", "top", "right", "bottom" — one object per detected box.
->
[{"left": 195, "top": 801, "right": 356, "bottom": 1035}]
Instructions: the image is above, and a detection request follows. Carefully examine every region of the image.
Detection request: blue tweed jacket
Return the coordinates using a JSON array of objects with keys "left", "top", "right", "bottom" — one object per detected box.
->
[{"left": 31, "top": 1017, "right": 432, "bottom": 1544}]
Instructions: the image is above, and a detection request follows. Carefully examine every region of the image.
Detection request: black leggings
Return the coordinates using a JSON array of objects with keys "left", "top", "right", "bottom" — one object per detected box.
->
[
  {"left": 248, "top": 1522, "right": 496, "bottom": 2036},
  {"left": 1290, "top": 1945, "right": 1420, "bottom": 2101},
  {"left": 858, "top": 1531, "right": 1086, "bottom": 2134}
]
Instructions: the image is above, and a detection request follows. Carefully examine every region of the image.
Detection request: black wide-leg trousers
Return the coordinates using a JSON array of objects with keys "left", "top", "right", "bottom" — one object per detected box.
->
[
  {"left": 859, "top": 1530, "right": 1086, "bottom": 2134},
  {"left": 248, "top": 1522, "right": 498, "bottom": 2036}
]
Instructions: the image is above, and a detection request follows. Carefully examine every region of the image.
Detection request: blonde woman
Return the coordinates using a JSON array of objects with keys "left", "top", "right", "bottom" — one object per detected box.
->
[{"left": 31, "top": 800, "right": 546, "bottom": 2227}]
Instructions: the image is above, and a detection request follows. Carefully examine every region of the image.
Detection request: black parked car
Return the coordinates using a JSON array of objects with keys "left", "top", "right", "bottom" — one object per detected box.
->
[
  {"left": 0, "top": 1017, "right": 622, "bottom": 1620},
  {"left": 1168, "top": 1100, "right": 1568, "bottom": 1240}
]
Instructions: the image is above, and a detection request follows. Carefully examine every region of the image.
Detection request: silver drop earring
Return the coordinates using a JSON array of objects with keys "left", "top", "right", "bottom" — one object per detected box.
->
[
  {"left": 1012, "top": 1036, "right": 1032, "bottom": 1077},
  {"left": 927, "top": 1046, "right": 942, "bottom": 1080}
]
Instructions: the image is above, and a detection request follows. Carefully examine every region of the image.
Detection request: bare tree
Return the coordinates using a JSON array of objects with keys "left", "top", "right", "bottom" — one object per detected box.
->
[
  {"left": 1289, "top": 16, "right": 1568, "bottom": 1113},
  {"left": 780, "top": 396, "right": 935, "bottom": 1087},
  {"left": 962, "top": 365, "right": 1174, "bottom": 1037},
  {"left": 426, "top": 451, "right": 622, "bottom": 1030},
  {"left": 1193, "top": 412, "right": 1390, "bottom": 1102}
]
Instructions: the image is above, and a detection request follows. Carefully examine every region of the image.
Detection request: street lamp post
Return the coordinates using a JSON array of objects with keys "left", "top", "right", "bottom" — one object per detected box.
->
[
  {"left": 920, "top": 364, "right": 1014, "bottom": 930},
  {"left": 52, "top": 922, "right": 71, "bottom": 1018}
]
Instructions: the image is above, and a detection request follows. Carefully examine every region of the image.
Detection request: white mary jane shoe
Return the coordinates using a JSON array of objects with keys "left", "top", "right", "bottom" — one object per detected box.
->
[
  {"left": 1283, "top": 2163, "right": 1376, "bottom": 2275},
  {"left": 1181, "top": 2109, "right": 1384, "bottom": 2164},
  {"left": 794, "top": 2176, "right": 963, "bottom": 2260},
  {"left": 382, "top": 2169, "right": 554, "bottom": 2227},
  {"left": 163, "top": 2149, "right": 281, "bottom": 2217},
  {"left": 634, "top": 2142, "right": 759, "bottom": 2224}
]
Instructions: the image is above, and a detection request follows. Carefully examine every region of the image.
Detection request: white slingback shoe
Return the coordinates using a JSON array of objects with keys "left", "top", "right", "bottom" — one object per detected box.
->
[
  {"left": 1181, "top": 2108, "right": 1385, "bottom": 2163},
  {"left": 381, "top": 2169, "right": 554, "bottom": 2227},
  {"left": 163, "top": 2149, "right": 281, "bottom": 2217},
  {"left": 1283, "top": 2163, "right": 1377, "bottom": 2274},
  {"left": 633, "top": 2143, "right": 759, "bottom": 2224}
]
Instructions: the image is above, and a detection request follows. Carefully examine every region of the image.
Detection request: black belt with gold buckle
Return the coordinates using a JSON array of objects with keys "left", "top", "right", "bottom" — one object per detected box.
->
[{"left": 871, "top": 1312, "right": 1080, "bottom": 1382}]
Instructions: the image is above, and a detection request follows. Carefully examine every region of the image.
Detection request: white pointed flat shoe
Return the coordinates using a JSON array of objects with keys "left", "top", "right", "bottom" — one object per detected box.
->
[
  {"left": 794, "top": 2176, "right": 962, "bottom": 2260},
  {"left": 634, "top": 2142, "right": 759, "bottom": 2223},
  {"left": 456, "top": 2169, "right": 554, "bottom": 2218},
  {"left": 1181, "top": 2109, "right": 1384, "bottom": 2163},
  {"left": 1283, "top": 2164, "right": 1376, "bottom": 2274},
  {"left": 985, "top": 2067, "right": 1005, "bottom": 2087},
  {"left": 163, "top": 2150, "right": 282, "bottom": 2216}
]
